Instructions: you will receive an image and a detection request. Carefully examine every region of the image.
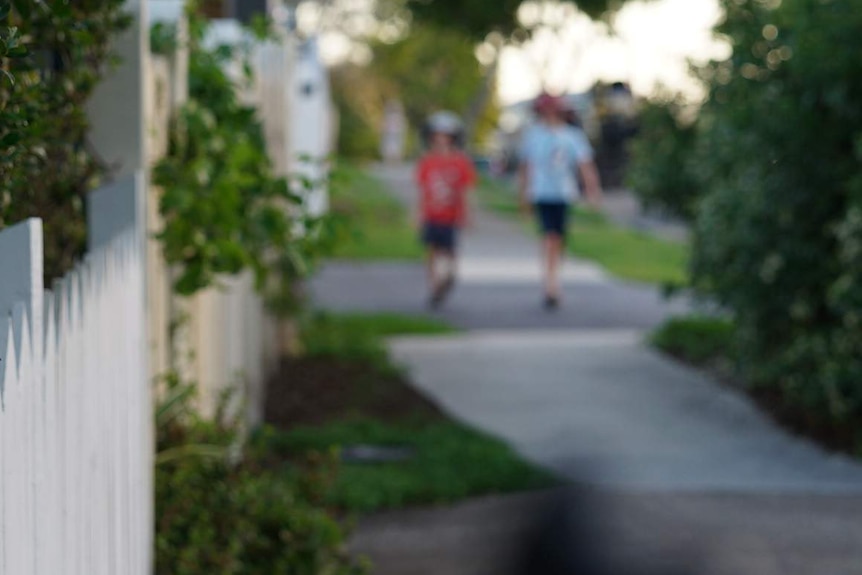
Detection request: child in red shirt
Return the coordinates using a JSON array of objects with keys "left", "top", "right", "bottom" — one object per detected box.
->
[{"left": 416, "top": 111, "right": 477, "bottom": 308}]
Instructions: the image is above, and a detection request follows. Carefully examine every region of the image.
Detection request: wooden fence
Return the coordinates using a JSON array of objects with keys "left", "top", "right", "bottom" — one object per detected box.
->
[{"left": 0, "top": 174, "right": 152, "bottom": 575}]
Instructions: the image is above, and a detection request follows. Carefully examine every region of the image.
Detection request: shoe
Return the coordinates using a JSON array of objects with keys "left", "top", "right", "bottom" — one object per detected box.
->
[
  {"left": 428, "top": 275, "right": 455, "bottom": 310},
  {"left": 439, "top": 274, "right": 455, "bottom": 298},
  {"left": 543, "top": 294, "right": 559, "bottom": 310},
  {"left": 428, "top": 290, "right": 444, "bottom": 310}
]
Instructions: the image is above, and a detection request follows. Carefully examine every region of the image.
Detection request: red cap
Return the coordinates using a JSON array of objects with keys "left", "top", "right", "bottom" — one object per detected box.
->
[{"left": 533, "top": 92, "right": 563, "bottom": 114}]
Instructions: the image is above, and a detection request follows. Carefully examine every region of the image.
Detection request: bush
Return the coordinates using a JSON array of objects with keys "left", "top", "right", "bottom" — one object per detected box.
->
[
  {"left": 156, "top": 460, "right": 363, "bottom": 575},
  {"left": 626, "top": 94, "right": 703, "bottom": 222},
  {"left": 0, "top": 0, "right": 130, "bottom": 282},
  {"left": 153, "top": 13, "right": 336, "bottom": 302},
  {"left": 651, "top": 316, "right": 735, "bottom": 365},
  {"left": 155, "top": 376, "right": 366, "bottom": 575},
  {"left": 671, "top": 0, "right": 862, "bottom": 426}
]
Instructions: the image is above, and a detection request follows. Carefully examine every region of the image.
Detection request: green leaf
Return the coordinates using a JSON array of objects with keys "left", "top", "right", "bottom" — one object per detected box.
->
[
  {"left": 11, "top": 0, "right": 30, "bottom": 19},
  {"left": 0, "top": 131, "right": 21, "bottom": 147}
]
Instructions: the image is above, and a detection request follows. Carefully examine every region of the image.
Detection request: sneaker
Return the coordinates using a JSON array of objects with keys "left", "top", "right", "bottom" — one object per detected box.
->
[
  {"left": 543, "top": 294, "right": 560, "bottom": 310},
  {"left": 439, "top": 274, "right": 455, "bottom": 298},
  {"left": 428, "top": 290, "right": 444, "bottom": 310},
  {"left": 428, "top": 281, "right": 449, "bottom": 310}
]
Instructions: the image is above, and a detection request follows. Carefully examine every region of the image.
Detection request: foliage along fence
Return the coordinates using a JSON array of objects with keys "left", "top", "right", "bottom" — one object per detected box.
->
[
  {"left": 0, "top": 174, "right": 152, "bottom": 575},
  {"left": 147, "top": 24, "right": 284, "bottom": 426}
]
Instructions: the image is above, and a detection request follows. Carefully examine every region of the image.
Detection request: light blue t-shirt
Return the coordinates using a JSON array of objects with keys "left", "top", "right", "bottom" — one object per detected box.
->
[{"left": 519, "top": 123, "right": 594, "bottom": 203}]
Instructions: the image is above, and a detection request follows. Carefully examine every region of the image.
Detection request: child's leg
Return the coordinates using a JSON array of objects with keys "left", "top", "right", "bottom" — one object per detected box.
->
[
  {"left": 441, "top": 249, "right": 456, "bottom": 287},
  {"left": 543, "top": 232, "right": 564, "bottom": 299},
  {"left": 440, "top": 226, "right": 458, "bottom": 288},
  {"left": 428, "top": 225, "right": 458, "bottom": 307},
  {"left": 426, "top": 247, "right": 440, "bottom": 293}
]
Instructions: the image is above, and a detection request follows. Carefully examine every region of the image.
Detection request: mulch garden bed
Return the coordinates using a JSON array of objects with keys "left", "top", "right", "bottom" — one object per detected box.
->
[{"left": 263, "top": 356, "right": 445, "bottom": 429}]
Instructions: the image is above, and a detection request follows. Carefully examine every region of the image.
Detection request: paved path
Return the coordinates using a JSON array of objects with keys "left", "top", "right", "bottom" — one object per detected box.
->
[
  {"left": 314, "top": 164, "right": 692, "bottom": 330},
  {"left": 312, "top": 164, "right": 862, "bottom": 574}
]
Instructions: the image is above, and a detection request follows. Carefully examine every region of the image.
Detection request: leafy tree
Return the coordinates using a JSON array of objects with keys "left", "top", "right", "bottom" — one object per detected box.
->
[
  {"left": 404, "top": 0, "right": 644, "bottom": 144},
  {"left": 331, "top": 23, "right": 495, "bottom": 157},
  {"left": 331, "top": 64, "right": 384, "bottom": 159},
  {"left": 330, "top": 0, "right": 644, "bottom": 153},
  {"left": 405, "top": 0, "right": 623, "bottom": 40},
  {"left": 371, "top": 24, "right": 485, "bottom": 133}
]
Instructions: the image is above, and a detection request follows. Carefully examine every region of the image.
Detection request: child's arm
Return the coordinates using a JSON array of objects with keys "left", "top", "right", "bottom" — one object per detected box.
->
[
  {"left": 415, "top": 161, "right": 427, "bottom": 229},
  {"left": 578, "top": 160, "right": 603, "bottom": 208},
  {"left": 517, "top": 162, "right": 532, "bottom": 216},
  {"left": 463, "top": 158, "right": 478, "bottom": 228}
]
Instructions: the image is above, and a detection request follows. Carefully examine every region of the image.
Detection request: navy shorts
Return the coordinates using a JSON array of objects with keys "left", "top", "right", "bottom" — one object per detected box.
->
[
  {"left": 422, "top": 223, "right": 458, "bottom": 251},
  {"left": 534, "top": 202, "right": 570, "bottom": 237}
]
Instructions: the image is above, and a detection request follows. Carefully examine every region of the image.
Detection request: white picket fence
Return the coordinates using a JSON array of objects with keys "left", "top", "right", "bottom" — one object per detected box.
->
[{"left": 0, "top": 174, "right": 152, "bottom": 575}]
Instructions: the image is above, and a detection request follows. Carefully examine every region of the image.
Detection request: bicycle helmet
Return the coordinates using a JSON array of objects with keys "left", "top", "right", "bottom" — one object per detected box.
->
[{"left": 422, "top": 110, "right": 465, "bottom": 148}]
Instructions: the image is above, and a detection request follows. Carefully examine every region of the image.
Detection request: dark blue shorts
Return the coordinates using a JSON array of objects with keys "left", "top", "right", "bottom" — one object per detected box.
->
[
  {"left": 422, "top": 223, "right": 458, "bottom": 251},
  {"left": 534, "top": 202, "right": 570, "bottom": 237}
]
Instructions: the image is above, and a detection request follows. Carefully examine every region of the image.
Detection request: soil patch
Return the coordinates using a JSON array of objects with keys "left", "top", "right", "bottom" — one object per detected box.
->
[
  {"left": 748, "top": 387, "right": 859, "bottom": 455},
  {"left": 659, "top": 352, "right": 860, "bottom": 457},
  {"left": 264, "top": 356, "right": 445, "bottom": 429}
]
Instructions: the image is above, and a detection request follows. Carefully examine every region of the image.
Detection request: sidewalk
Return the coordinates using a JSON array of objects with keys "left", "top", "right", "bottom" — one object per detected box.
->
[
  {"left": 313, "top": 164, "right": 691, "bottom": 330},
  {"left": 312, "top": 164, "right": 862, "bottom": 575}
]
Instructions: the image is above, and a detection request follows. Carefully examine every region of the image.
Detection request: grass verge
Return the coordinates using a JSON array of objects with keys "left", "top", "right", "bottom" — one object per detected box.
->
[
  {"left": 263, "top": 311, "right": 556, "bottom": 514},
  {"left": 329, "top": 164, "right": 422, "bottom": 261},
  {"left": 301, "top": 311, "right": 456, "bottom": 363},
  {"left": 477, "top": 177, "right": 690, "bottom": 285},
  {"left": 260, "top": 418, "right": 553, "bottom": 514}
]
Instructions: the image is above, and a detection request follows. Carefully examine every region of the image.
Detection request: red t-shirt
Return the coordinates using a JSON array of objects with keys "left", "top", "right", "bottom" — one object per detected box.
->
[{"left": 416, "top": 152, "right": 476, "bottom": 225}]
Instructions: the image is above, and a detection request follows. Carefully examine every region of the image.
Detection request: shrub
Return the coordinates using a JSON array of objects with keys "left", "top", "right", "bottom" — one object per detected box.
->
[
  {"left": 153, "top": 12, "right": 337, "bottom": 302},
  {"left": 625, "top": 94, "right": 703, "bottom": 222},
  {"left": 0, "top": 0, "right": 131, "bottom": 282},
  {"left": 651, "top": 316, "right": 735, "bottom": 365},
  {"left": 155, "top": 375, "right": 366, "bottom": 575},
  {"left": 679, "top": 0, "right": 862, "bottom": 424}
]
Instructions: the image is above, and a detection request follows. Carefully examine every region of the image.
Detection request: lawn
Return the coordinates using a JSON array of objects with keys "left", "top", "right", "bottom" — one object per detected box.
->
[
  {"left": 477, "top": 176, "right": 690, "bottom": 285},
  {"left": 262, "top": 418, "right": 553, "bottom": 514},
  {"left": 262, "top": 311, "right": 556, "bottom": 514},
  {"left": 329, "top": 164, "right": 423, "bottom": 260},
  {"left": 567, "top": 207, "right": 690, "bottom": 285}
]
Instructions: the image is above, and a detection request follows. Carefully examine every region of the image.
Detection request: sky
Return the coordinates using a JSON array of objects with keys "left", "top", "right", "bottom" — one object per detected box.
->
[
  {"left": 497, "top": 0, "right": 729, "bottom": 104},
  {"left": 309, "top": 0, "right": 730, "bottom": 105}
]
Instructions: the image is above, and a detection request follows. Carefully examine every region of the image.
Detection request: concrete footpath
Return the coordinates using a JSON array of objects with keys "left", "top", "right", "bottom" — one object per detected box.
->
[{"left": 313, "top": 164, "right": 862, "bottom": 575}]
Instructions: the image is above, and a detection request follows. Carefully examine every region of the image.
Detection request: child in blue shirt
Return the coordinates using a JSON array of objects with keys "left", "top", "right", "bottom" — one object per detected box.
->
[{"left": 518, "top": 93, "right": 603, "bottom": 309}]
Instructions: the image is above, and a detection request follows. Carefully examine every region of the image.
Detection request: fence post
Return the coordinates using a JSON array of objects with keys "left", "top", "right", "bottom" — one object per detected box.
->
[
  {"left": 88, "top": 172, "right": 146, "bottom": 251},
  {"left": 87, "top": 170, "right": 152, "bottom": 575},
  {"left": 0, "top": 219, "right": 43, "bottom": 575},
  {"left": 86, "top": 0, "right": 149, "bottom": 178}
]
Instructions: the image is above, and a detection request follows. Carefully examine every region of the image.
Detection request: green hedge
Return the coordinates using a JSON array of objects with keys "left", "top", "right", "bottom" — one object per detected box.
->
[
  {"left": 629, "top": 0, "right": 862, "bottom": 427},
  {"left": 651, "top": 316, "right": 735, "bottom": 365}
]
